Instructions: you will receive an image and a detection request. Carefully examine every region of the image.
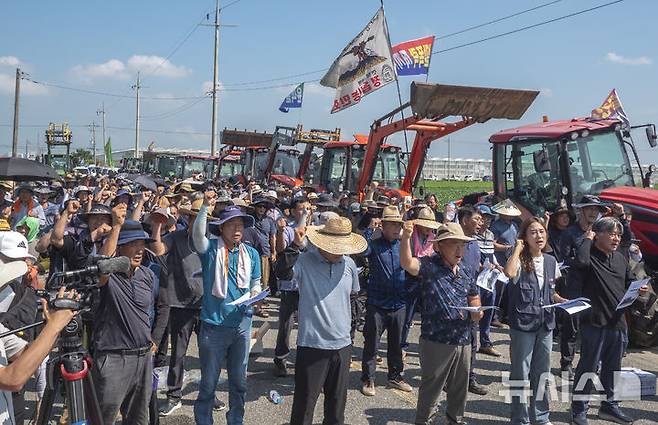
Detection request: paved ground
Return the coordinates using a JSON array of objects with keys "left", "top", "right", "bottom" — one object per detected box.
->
[{"left": 26, "top": 298, "right": 658, "bottom": 424}]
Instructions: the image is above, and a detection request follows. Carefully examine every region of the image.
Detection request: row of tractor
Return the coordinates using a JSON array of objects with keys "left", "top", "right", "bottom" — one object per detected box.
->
[{"left": 122, "top": 82, "right": 658, "bottom": 268}]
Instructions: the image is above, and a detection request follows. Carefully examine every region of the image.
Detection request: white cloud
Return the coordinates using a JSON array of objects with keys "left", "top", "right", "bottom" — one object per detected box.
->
[
  {"left": 127, "top": 55, "right": 191, "bottom": 78},
  {"left": 0, "top": 73, "right": 49, "bottom": 96},
  {"left": 0, "top": 56, "right": 21, "bottom": 67},
  {"left": 71, "top": 59, "right": 129, "bottom": 82},
  {"left": 71, "top": 55, "right": 191, "bottom": 82},
  {"left": 605, "top": 52, "right": 652, "bottom": 66}
]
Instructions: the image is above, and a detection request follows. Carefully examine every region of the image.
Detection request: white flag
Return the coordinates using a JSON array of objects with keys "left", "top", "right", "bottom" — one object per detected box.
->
[{"left": 320, "top": 8, "right": 397, "bottom": 114}]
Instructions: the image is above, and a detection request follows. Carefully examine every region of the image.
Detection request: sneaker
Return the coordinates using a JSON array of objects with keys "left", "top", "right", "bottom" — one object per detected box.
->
[
  {"left": 361, "top": 380, "right": 376, "bottom": 396},
  {"left": 478, "top": 346, "right": 501, "bottom": 357},
  {"left": 159, "top": 399, "right": 182, "bottom": 417},
  {"left": 468, "top": 381, "right": 488, "bottom": 396},
  {"left": 388, "top": 377, "right": 413, "bottom": 392},
  {"left": 376, "top": 355, "right": 383, "bottom": 365},
  {"left": 598, "top": 405, "right": 633, "bottom": 424},
  {"left": 274, "top": 358, "right": 288, "bottom": 377},
  {"left": 213, "top": 397, "right": 227, "bottom": 411},
  {"left": 571, "top": 412, "right": 588, "bottom": 425}
]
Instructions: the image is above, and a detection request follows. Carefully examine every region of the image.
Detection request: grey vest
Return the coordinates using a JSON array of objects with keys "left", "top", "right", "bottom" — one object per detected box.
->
[{"left": 507, "top": 253, "right": 557, "bottom": 332}]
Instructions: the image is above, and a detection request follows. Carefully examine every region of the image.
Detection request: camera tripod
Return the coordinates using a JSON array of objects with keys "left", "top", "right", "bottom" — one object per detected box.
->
[{"left": 35, "top": 314, "right": 104, "bottom": 425}]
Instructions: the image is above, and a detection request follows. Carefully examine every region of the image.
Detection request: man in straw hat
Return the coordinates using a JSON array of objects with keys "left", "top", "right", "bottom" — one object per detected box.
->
[
  {"left": 401, "top": 221, "right": 482, "bottom": 425},
  {"left": 277, "top": 216, "right": 364, "bottom": 425},
  {"left": 359, "top": 206, "right": 412, "bottom": 396},
  {"left": 151, "top": 198, "right": 226, "bottom": 416},
  {"left": 192, "top": 190, "right": 261, "bottom": 425}
]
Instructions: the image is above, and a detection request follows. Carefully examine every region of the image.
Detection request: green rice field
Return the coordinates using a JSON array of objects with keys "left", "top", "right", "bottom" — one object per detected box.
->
[{"left": 417, "top": 180, "right": 493, "bottom": 205}]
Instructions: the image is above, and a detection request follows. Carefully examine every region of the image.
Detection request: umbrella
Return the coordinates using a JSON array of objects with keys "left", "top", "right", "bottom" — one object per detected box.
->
[
  {"left": 0, "top": 157, "right": 60, "bottom": 181},
  {"left": 133, "top": 175, "right": 158, "bottom": 192}
]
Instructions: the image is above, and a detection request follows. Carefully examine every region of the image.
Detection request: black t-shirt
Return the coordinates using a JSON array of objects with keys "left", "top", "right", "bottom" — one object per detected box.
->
[
  {"left": 94, "top": 265, "right": 154, "bottom": 351},
  {"left": 163, "top": 230, "right": 203, "bottom": 309},
  {"left": 47, "top": 234, "right": 76, "bottom": 281}
]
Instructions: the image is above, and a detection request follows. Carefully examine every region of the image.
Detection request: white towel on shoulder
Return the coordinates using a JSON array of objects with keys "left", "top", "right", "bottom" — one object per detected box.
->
[{"left": 212, "top": 239, "right": 251, "bottom": 299}]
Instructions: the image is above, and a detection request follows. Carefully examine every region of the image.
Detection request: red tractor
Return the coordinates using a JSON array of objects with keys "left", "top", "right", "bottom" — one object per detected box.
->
[
  {"left": 321, "top": 82, "right": 539, "bottom": 200},
  {"left": 490, "top": 117, "right": 658, "bottom": 267}
]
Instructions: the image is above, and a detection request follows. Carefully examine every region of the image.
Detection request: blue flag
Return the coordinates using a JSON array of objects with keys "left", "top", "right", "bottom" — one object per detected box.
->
[{"left": 279, "top": 83, "right": 304, "bottom": 113}]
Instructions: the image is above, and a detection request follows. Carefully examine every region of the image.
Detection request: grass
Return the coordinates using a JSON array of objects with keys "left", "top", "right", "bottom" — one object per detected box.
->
[{"left": 417, "top": 180, "right": 493, "bottom": 205}]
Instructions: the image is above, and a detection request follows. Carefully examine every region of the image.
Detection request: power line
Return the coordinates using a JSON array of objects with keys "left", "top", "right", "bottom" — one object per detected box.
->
[
  {"left": 15, "top": 0, "right": 624, "bottom": 101},
  {"left": 140, "top": 96, "right": 210, "bottom": 120},
  {"left": 432, "top": 0, "right": 624, "bottom": 54},
  {"left": 436, "top": 0, "right": 563, "bottom": 40}
]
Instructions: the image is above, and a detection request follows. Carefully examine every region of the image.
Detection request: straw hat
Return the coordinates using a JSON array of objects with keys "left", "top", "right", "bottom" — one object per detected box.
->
[
  {"left": 306, "top": 216, "right": 367, "bottom": 255},
  {"left": 381, "top": 206, "right": 403, "bottom": 223},
  {"left": 429, "top": 222, "right": 474, "bottom": 243},
  {"left": 412, "top": 207, "right": 441, "bottom": 229},
  {"left": 491, "top": 199, "right": 522, "bottom": 217}
]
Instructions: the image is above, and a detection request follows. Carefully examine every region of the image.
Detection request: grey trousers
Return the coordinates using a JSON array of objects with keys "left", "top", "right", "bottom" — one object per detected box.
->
[
  {"left": 415, "top": 338, "right": 470, "bottom": 424},
  {"left": 93, "top": 350, "right": 153, "bottom": 425}
]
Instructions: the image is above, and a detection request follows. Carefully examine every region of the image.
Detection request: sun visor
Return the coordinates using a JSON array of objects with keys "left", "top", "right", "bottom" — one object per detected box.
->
[{"left": 410, "top": 82, "right": 540, "bottom": 122}]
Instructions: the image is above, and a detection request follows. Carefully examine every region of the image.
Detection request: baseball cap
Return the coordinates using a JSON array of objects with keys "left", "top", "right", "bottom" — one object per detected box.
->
[{"left": 0, "top": 231, "right": 36, "bottom": 261}]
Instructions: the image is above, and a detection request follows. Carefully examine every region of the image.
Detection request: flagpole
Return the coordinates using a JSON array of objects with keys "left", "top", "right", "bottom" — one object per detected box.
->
[{"left": 380, "top": 1, "right": 410, "bottom": 156}]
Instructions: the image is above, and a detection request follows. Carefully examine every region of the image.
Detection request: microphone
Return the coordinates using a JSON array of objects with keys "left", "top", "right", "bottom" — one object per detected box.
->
[{"left": 60, "top": 256, "right": 132, "bottom": 281}]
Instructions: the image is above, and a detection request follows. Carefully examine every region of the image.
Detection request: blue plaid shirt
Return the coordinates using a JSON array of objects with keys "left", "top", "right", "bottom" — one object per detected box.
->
[
  {"left": 418, "top": 255, "right": 479, "bottom": 345},
  {"left": 363, "top": 232, "right": 406, "bottom": 310}
]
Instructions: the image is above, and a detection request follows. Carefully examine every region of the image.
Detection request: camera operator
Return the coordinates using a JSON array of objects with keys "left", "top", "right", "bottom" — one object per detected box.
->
[
  {"left": 0, "top": 284, "right": 77, "bottom": 424},
  {"left": 93, "top": 203, "right": 155, "bottom": 425}
]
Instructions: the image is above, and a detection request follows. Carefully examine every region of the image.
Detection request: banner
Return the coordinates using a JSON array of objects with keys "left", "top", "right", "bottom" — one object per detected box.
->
[
  {"left": 391, "top": 36, "right": 435, "bottom": 76},
  {"left": 104, "top": 138, "right": 113, "bottom": 167},
  {"left": 590, "top": 89, "right": 629, "bottom": 126},
  {"left": 320, "top": 8, "right": 397, "bottom": 114},
  {"left": 279, "top": 83, "right": 304, "bottom": 113}
]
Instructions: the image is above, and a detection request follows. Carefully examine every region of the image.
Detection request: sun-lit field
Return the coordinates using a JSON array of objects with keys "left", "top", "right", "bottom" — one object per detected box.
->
[{"left": 417, "top": 180, "right": 493, "bottom": 205}]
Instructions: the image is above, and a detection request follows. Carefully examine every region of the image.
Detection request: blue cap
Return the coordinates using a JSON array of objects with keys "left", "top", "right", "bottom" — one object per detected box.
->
[
  {"left": 117, "top": 220, "right": 153, "bottom": 246},
  {"left": 476, "top": 204, "right": 496, "bottom": 217},
  {"left": 210, "top": 205, "right": 255, "bottom": 228}
]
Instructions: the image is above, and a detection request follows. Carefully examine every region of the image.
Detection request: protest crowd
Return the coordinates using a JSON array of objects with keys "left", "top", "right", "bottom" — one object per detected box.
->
[{"left": 0, "top": 168, "right": 652, "bottom": 425}]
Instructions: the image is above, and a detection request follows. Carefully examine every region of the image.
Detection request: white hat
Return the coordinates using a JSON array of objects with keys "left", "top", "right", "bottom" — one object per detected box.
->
[
  {"left": 73, "top": 185, "right": 91, "bottom": 196},
  {"left": 0, "top": 231, "right": 36, "bottom": 261}
]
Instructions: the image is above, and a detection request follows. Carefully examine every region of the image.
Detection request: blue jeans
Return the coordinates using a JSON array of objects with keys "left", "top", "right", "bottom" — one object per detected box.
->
[
  {"left": 194, "top": 318, "right": 251, "bottom": 425},
  {"left": 509, "top": 328, "right": 553, "bottom": 425},
  {"left": 479, "top": 286, "right": 496, "bottom": 348},
  {"left": 571, "top": 324, "right": 625, "bottom": 416}
]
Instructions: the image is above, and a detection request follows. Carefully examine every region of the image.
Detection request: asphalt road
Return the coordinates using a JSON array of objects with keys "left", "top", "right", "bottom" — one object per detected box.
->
[
  {"left": 153, "top": 299, "right": 658, "bottom": 425},
  {"left": 24, "top": 298, "right": 658, "bottom": 424}
]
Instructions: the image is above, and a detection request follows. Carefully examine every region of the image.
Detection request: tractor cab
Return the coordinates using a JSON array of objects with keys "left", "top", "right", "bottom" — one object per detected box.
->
[
  {"left": 490, "top": 119, "right": 657, "bottom": 215},
  {"left": 177, "top": 155, "right": 219, "bottom": 180},
  {"left": 490, "top": 118, "right": 658, "bottom": 265},
  {"left": 319, "top": 137, "right": 403, "bottom": 194},
  {"left": 243, "top": 148, "right": 301, "bottom": 182}
]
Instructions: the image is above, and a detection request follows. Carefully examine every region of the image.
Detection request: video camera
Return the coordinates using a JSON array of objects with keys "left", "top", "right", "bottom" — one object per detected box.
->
[{"left": 38, "top": 256, "right": 131, "bottom": 312}]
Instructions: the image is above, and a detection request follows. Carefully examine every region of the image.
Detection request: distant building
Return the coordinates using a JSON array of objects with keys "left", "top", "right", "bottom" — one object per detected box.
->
[{"left": 421, "top": 157, "right": 493, "bottom": 180}]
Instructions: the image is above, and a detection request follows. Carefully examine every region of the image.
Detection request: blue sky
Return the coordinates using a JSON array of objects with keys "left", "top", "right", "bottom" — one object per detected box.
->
[{"left": 1, "top": 0, "right": 657, "bottom": 165}]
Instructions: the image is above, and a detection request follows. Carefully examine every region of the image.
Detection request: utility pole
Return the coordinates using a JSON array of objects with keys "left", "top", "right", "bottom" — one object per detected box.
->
[
  {"left": 132, "top": 72, "right": 141, "bottom": 158},
  {"left": 210, "top": 0, "right": 221, "bottom": 156},
  {"left": 447, "top": 137, "right": 451, "bottom": 179},
  {"left": 24, "top": 139, "right": 28, "bottom": 158},
  {"left": 97, "top": 103, "right": 106, "bottom": 164},
  {"left": 89, "top": 122, "right": 98, "bottom": 165},
  {"left": 12, "top": 68, "right": 22, "bottom": 158}
]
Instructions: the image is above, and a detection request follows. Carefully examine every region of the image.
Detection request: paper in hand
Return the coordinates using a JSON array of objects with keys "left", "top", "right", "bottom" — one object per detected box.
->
[
  {"left": 451, "top": 305, "right": 498, "bottom": 313},
  {"left": 543, "top": 297, "right": 591, "bottom": 315},
  {"left": 616, "top": 278, "right": 650, "bottom": 311},
  {"left": 227, "top": 289, "right": 271, "bottom": 307}
]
